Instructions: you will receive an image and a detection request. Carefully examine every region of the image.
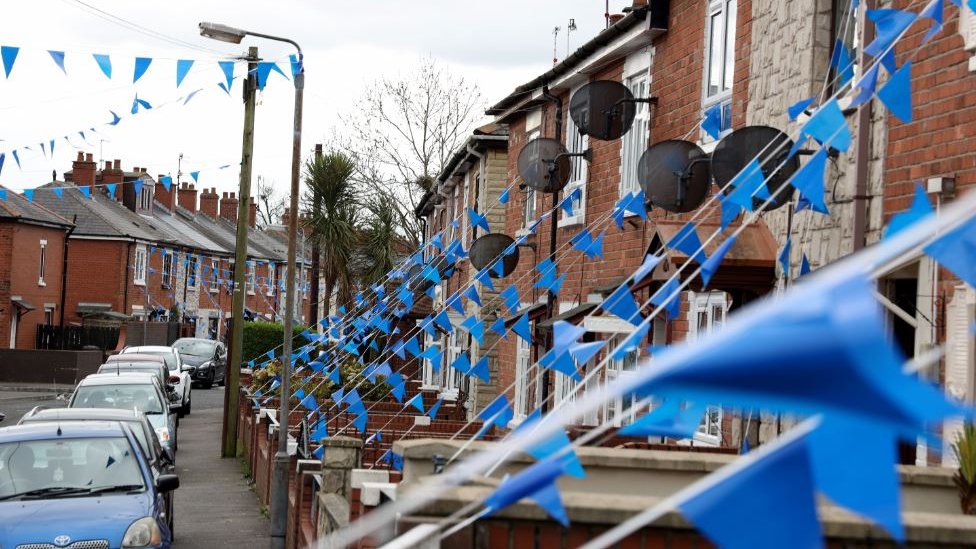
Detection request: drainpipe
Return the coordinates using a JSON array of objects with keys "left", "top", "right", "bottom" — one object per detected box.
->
[
  {"left": 853, "top": 1, "right": 874, "bottom": 251},
  {"left": 540, "top": 85, "right": 563, "bottom": 414},
  {"left": 58, "top": 216, "right": 76, "bottom": 330}
]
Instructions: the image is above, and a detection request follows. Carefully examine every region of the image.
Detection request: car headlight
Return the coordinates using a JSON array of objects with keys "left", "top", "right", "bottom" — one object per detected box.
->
[
  {"left": 122, "top": 517, "right": 162, "bottom": 547},
  {"left": 155, "top": 427, "right": 171, "bottom": 443}
]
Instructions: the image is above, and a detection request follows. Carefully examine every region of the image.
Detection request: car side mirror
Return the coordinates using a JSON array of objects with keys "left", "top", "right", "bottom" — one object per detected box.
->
[
  {"left": 156, "top": 474, "right": 180, "bottom": 493},
  {"left": 180, "top": 365, "right": 194, "bottom": 372},
  {"left": 0, "top": 412, "right": 5, "bottom": 424}
]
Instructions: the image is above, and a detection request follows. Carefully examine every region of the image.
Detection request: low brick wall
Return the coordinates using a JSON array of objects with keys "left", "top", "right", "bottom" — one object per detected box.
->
[{"left": 0, "top": 349, "right": 102, "bottom": 385}]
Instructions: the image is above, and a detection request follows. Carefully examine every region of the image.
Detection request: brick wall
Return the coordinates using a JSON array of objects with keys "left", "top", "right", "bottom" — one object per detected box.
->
[{"left": 64, "top": 239, "right": 128, "bottom": 325}]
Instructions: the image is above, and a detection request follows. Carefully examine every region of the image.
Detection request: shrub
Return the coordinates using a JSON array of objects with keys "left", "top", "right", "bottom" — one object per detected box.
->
[{"left": 242, "top": 321, "right": 308, "bottom": 364}]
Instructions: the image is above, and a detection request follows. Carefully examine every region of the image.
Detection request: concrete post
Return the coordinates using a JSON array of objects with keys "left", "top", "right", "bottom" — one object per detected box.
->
[{"left": 319, "top": 436, "right": 362, "bottom": 499}]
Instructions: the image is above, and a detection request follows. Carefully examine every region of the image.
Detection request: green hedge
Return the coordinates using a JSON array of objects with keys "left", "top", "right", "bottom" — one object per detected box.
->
[{"left": 242, "top": 321, "right": 308, "bottom": 364}]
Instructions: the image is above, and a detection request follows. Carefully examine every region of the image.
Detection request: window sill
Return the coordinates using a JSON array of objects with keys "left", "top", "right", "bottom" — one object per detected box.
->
[
  {"left": 557, "top": 215, "right": 584, "bottom": 229},
  {"left": 134, "top": 280, "right": 146, "bottom": 287}
]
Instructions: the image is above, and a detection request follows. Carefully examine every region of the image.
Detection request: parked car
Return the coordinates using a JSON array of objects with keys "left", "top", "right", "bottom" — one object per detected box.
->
[
  {"left": 172, "top": 337, "right": 227, "bottom": 389},
  {"left": 69, "top": 373, "right": 179, "bottom": 453},
  {"left": 18, "top": 407, "right": 178, "bottom": 535},
  {"left": 101, "top": 354, "right": 171, "bottom": 392},
  {"left": 121, "top": 346, "right": 192, "bottom": 417},
  {"left": 0, "top": 421, "right": 178, "bottom": 548}
]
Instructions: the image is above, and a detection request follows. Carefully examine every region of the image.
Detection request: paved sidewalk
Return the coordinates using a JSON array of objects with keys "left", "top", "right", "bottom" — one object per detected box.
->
[{"left": 173, "top": 388, "right": 269, "bottom": 548}]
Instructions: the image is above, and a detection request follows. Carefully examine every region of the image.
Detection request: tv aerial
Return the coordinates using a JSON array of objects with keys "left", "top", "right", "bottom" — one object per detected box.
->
[
  {"left": 638, "top": 140, "right": 711, "bottom": 213},
  {"left": 711, "top": 126, "right": 800, "bottom": 211},
  {"left": 469, "top": 233, "right": 520, "bottom": 278},
  {"left": 569, "top": 80, "right": 656, "bottom": 141},
  {"left": 517, "top": 137, "right": 590, "bottom": 193}
]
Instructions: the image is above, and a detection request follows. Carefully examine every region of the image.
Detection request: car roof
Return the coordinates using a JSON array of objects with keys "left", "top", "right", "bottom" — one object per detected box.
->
[
  {"left": 124, "top": 346, "right": 175, "bottom": 353},
  {"left": 0, "top": 420, "right": 129, "bottom": 443},
  {"left": 106, "top": 353, "right": 166, "bottom": 364},
  {"left": 174, "top": 337, "right": 216, "bottom": 344},
  {"left": 80, "top": 372, "right": 160, "bottom": 385},
  {"left": 23, "top": 408, "right": 144, "bottom": 422}
]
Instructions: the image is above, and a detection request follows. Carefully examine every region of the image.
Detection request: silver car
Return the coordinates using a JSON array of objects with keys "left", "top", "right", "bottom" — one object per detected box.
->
[
  {"left": 121, "top": 346, "right": 192, "bottom": 417},
  {"left": 68, "top": 372, "right": 180, "bottom": 453}
]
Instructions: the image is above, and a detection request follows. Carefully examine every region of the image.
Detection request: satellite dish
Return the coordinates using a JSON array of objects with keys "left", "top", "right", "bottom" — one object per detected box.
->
[
  {"left": 407, "top": 255, "right": 453, "bottom": 293},
  {"left": 712, "top": 126, "right": 799, "bottom": 211},
  {"left": 469, "top": 233, "right": 519, "bottom": 278},
  {"left": 517, "top": 138, "right": 573, "bottom": 193},
  {"left": 569, "top": 80, "right": 637, "bottom": 141},
  {"left": 638, "top": 140, "right": 711, "bottom": 213}
]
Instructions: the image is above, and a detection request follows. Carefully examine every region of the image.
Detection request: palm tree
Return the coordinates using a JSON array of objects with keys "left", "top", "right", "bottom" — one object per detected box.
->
[
  {"left": 360, "top": 192, "right": 400, "bottom": 285},
  {"left": 303, "top": 151, "right": 359, "bottom": 316}
]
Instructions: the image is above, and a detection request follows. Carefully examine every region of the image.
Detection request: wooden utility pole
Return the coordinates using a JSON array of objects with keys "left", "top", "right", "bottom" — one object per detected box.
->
[{"left": 221, "top": 46, "right": 259, "bottom": 458}]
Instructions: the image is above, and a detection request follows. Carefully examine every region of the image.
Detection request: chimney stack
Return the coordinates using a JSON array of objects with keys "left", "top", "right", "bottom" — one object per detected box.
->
[
  {"left": 220, "top": 191, "right": 239, "bottom": 223},
  {"left": 155, "top": 174, "right": 176, "bottom": 211},
  {"left": 103, "top": 159, "right": 125, "bottom": 202},
  {"left": 178, "top": 182, "right": 198, "bottom": 212},
  {"left": 199, "top": 187, "right": 219, "bottom": 218},
  {"left": 248, "top": 197, "right": 257, "bottom": 228},
  {"left": 70, "top": 151, "right": 97, "bottom": 189}
]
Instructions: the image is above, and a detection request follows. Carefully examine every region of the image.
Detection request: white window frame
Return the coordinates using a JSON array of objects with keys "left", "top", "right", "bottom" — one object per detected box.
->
[
  {"left": 604, "top": 336, "right": 642, "bottom": 427},
  {"left": 131, "top": 304, "right": 146, "bottom": 321},
  {"left": 522, "top": 127, "right": 541, "bottom": 230},
  {"left": 38, "top": 239, "right": 47, "bottom": 286},
  {"left": 209, "top": 259, "right": 219, "bottom": 294},
  {"left": 133, "top": 245, "right": 147, "bottom": 286},
  {"left": 161, "top": 252, "right": 174, "bottom": 289},
  {"left": 620, "top": 51, "right": 653, "bottom": 200},
  {"left": 701, "top": 0, "right": 737, "bottom": 145},
  {"left": 513, "top": 334, "right": 533, "bottom": 422},
  {"left": 140, "top": 184, "right": 153, "bottom": 210},
  {"left": 442, "top": 329, "right": 465, "bottom": 400},
  {"left": 266, "top": 263, "right": 276, "bottom": 296},
  {"left": 560, "top": 83, "right": 589, "bottom": 228},
  {"left": 688, "top": 290, "right": 731, "bottom": 445},
  {"left": 188, "top": 256, "right": 198, "bottom": 288},
  {"left": 43, "top": 307, "right": 54, "bottom": 326},
  {"left": 247, "top": 263, "right": 256, "bottom": 295},
  {"left": 420, "top": 328, "right": 439, "bottom": 389}
]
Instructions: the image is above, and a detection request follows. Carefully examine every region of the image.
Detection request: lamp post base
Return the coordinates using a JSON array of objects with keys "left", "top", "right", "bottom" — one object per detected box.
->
[{"left": 269, "top": 449, "right": 291, "bottom": 549}]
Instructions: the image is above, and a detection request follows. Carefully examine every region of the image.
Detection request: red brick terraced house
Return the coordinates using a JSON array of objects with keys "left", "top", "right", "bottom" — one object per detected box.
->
[
  {"left": 405, "top": 0, "right": 976, "bottom": 459},
  {"left": 0, "top": 185, "right": 74, "bottom": 349}
]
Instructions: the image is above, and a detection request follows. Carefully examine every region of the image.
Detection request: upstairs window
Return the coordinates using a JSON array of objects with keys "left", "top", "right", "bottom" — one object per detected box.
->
[
  {"left": 188, "top": 256, "right": 198, "bottom": 288},
  {"left": 247, "top": 263, "right": 256, "bottom": 295},
  {"left": 210, "top": 259, "right": 219, "bottom": 293},
  {"left": 38, "top": 240, "right": 47, "bottom": 286},
  {"left": 134, "top": 246, "right": 147, "bottom": 286},
  {"left": 702, "top": 0, "right": 736, "bottom": 143},
  {"left": 161, "top": 252, "right": 174, "bottom": 288},
  {"left": 523, "top": 128, "right": 541, "bottom": 229},
  {"left": 620, "top": 52, "right": 652, "bottom": 199},
  {"left": 561, "top": 84, "right": 589, "bottom": 227},
  {"left": 266, "top": 264, "right": 276, "bottom": 296}
]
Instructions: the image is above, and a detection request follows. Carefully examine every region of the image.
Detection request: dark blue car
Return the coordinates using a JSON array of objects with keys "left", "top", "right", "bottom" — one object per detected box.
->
[{"left": 0, "top": 421, "right": 179, "bottom": 548}]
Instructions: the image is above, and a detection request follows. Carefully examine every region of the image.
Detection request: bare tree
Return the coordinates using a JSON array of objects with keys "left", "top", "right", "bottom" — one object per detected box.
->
[
  {"left": 256, "top": 176, "right": 285, "bottom": 227},
  {"left": 333, "top": 57, "right": 484, "bottom": 245}
]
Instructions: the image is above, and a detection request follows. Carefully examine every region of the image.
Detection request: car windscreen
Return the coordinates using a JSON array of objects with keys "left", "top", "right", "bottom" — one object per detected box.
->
[
  {"left": 0, "top": 437, "right": 145, "bottom": 500},
  {"left": 172, "top": 340, "right": 215, "bottom": 357},
  {"left": 20, "top": 418, "right": 153, "bottom": 460},
  {"left": 71, "top": 384, "right": 165, "bottom": 414}
]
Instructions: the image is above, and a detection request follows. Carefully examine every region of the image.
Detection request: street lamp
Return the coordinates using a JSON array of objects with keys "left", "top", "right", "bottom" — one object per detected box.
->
[{"left": 200, "top": 22, "right": 305, "bottom": 549}]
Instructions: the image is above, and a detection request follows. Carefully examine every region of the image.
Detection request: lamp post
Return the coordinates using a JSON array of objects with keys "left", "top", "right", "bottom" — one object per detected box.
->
[{"left": 199, "top": 22, "right": 304, "bottom": 549}]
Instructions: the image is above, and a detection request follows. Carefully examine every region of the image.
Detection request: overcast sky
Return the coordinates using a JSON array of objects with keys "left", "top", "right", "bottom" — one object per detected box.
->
[{"left": 0, "top": 0, "right": 635, "bottom": 201}]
